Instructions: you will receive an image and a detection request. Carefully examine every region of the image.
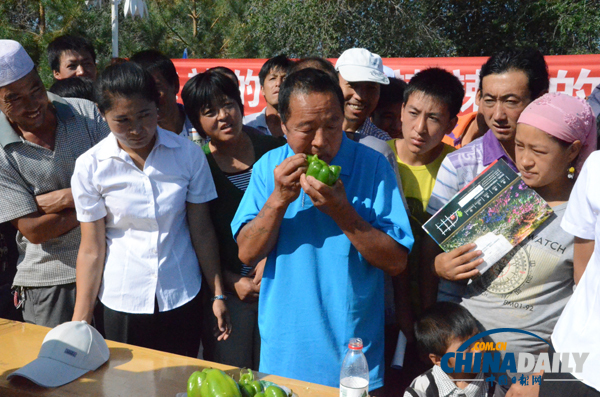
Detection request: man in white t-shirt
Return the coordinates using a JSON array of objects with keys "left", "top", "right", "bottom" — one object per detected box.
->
[{"left": 243, "top": 55, "right": 295, "bottom": 138}]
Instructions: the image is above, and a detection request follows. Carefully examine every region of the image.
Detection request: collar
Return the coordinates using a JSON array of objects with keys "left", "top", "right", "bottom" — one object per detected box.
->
[
  {"left": 481, "top": 129, "right": 517, "bottom": 170},
  {"left": 356, "top": 117, "right": 375, "bottom": 135},
  {"left": 0, "top": 92, "right": 74, "bottom": 148},
  {"left": 97, "top": 127, "right": 180, "bottom": 161}
]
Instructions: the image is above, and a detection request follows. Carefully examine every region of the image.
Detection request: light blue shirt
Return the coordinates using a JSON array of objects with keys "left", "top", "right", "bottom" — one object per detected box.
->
[{"left": 231, "top": 134, "right": 413, "bottom": 389}]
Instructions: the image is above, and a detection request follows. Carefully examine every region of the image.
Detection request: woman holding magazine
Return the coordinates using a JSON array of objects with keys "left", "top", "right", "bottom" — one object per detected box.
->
[{"left": 432, "top": 93, "right": 596, "bottom": 394}]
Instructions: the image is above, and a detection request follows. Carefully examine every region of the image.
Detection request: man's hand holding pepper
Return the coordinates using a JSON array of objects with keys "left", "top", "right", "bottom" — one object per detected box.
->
[
  {"left": 435, "top": 243, "right": 483, "bottom": 281},
  {"left": 272, "top": 153, "right": 308, "bottom": 206},
  {"left": 300, "top": 173, "right": 349, "bottom": 220}
]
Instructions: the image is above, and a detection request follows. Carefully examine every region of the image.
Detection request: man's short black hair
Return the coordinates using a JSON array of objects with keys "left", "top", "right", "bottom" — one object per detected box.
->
[
  {"left": 278, "top": 68, "right": 344, "bottom": 125},
  {"left": 94, "top": 62, "right": 160, "bottom": 114},
  {"left": 414, "top": 302, "right": 479, "bottom": 358},
  {"left": 49, "top": 77, "right": 94, "bottom": 101},
  {"left": 290, "top": 57, "right": 338, "bottom": 82},
  {"left": 403, "top": 68, "right": 465, "bottom": 119},
  {"left": 130, "top": 49, "right": 180, "bottom": 90},
  {"left": 259, "top": 55, "right": 295, "bottom": 86},
  {"left": 479, "top": 48, "right": 549, "bottom": 101},
  {"left": 181, "top": 69, "right": 244, "bottom": 138},
  {"left": 377, "top": 77, "right": 408, "bottom": 110},
  {"left": 47, "top": 35, "right": 96, "bottom": 73}
]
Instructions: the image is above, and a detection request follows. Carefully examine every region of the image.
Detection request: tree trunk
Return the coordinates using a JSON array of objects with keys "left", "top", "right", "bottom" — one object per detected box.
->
[{"left": 39, "top": 0, "right": 45, "bottom": 35}]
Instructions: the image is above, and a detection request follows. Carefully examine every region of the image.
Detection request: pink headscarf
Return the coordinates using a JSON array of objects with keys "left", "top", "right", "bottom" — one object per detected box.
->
[{"left": 518, "top": 93, "right": 597, "bottom": 174}]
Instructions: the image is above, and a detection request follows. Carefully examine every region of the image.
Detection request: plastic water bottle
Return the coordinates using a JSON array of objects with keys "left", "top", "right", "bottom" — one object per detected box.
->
[
  {"left": 188, "top": 128, "right": 204, "bottom": 146},
  {"left": 340, "top": 338, "right": 369, "bottom": 397}
]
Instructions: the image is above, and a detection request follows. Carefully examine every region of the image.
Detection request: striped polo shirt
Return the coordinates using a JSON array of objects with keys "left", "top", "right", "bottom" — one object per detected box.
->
[{"left": 427, "top": 130, "right": 518, "bottom": 216}]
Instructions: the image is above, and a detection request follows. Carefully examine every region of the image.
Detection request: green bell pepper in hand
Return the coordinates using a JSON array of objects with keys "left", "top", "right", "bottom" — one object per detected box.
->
[
  {"left": 187, "top": 368, "right": 242, "bottom": 397},
  {"left": 305, "top": 155, "right": 341, "bottom": 186}
]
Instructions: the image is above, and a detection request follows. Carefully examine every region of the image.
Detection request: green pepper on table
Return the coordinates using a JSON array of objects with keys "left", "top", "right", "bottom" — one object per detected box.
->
[
  {"left": 306, "top": 154, "right": 341, "bottom": 186},
  {"left": 187, "top": 368, "right": 242, "bottom": 397},
  {"left": 239, "top": 369, "right": 264, "bottom": 397}
]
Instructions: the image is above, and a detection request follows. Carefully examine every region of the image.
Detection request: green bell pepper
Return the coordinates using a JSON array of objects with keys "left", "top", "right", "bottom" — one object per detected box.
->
[
  {"left": 238, "top": 369, "right": 264, "bottom": 397},
  {"left": 187, "top": 368, "right": 242, "bottom": 397},
  {"left": 264, "top": 385, "right": 288, "bottom": 397},
  {"left": 305, "top": 154, "right": 341, "bottom": 186}
]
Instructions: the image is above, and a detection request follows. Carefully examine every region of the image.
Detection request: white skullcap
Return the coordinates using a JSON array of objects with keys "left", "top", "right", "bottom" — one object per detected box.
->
[{"left": 0, "top": 40, "right": 35, "bottom": 88}]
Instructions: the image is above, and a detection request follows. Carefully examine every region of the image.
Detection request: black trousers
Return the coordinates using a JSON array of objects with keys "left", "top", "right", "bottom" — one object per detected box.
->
[
  {"left": 540, "top": 346, "right": 600, "bottom": 397},
  {"left": 102, "top": 291, "right": 203, "bottom": 358}
]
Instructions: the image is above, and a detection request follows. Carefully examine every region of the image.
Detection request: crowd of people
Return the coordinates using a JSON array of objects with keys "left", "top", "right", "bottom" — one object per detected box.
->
[{"left": 0, "top": 34, "right": 599, "bottom": 397}]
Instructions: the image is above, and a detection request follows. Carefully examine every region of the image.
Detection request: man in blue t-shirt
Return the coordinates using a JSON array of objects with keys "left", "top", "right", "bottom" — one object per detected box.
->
[{"left": 232, "top": 68, "right": 414, "bottom": 392}]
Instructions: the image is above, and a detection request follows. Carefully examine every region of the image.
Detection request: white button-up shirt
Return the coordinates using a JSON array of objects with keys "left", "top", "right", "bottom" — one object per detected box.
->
[
  {"left": 555, "top": 151, "right": 600, "bottom": 392},
  {"left": 71, "top": 127, "right": 217, "bottom": 314}
]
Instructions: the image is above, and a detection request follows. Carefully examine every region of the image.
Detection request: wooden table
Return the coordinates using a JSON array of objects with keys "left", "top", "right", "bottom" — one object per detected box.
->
[{"left": 0, "top": 319, "right": 338, "bottom": 396}]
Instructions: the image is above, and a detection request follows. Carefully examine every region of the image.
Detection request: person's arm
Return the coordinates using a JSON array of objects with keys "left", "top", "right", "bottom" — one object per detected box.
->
[
  {"left": 72, "top": 219, "right": 106, "bottom": 323},
  {"left": 237, "top": 154, "right": 307, "bottom": 266},
  {"left": 187, "top": 201, "right": 231, "bottom": 341},
  {"left": 223, "top": 258, "right": 266, "bottom": 303},
  {"left": 299, "top": 173, "right": 408, "bottom": 276},
  {"left": 574, "top": 237, "right": 594, "bottom": 284},
  {"left": 11, "top": 209, "right": 79, "bottom": 244},
  {"left": 34, "top": 188, "right": 75, "bottom": 214}
]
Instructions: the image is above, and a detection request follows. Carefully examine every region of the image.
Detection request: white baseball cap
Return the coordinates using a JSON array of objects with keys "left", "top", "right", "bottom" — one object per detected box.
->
[
  {"left": 335, "top": 48, "right": 389, "bottom": 85},
  {"left": 8, "top": 321, "right": 109, "bottom": 387},
  {"left": 0, "top": 40, "right": 35, "bottom": 88}
]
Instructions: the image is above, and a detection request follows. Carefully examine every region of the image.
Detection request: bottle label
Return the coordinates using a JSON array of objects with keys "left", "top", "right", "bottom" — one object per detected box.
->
[{"left": 340, "top": 377, "right": 368, "bottom": 397}]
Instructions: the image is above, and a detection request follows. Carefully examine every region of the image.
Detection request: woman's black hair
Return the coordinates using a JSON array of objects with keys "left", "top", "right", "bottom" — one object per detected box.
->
[
  {"left": 209, "top": 66, "right": 240, "bottom": 86},
  {"left": 414, "top": 302, "right": 479, "bottom": 358},
  {"left": 181, "top": 69, "right": 244, "bottom": 138},
  {"left": 94, "top": 62, "right": 160, "bottom": 114}
]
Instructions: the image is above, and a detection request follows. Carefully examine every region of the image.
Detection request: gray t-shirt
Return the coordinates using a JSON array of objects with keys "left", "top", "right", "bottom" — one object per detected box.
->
[
  {"left": 462, "top": 203, "right": 574, "bottom": 357},
  {"left": 0, "top": 93, "right": 110, "bottom": 287}
]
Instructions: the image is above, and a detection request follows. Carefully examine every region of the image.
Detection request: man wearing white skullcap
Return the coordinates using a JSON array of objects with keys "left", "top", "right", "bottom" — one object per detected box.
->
[{"left": 0, "top": 40, "right": 110, "bottom": 327}]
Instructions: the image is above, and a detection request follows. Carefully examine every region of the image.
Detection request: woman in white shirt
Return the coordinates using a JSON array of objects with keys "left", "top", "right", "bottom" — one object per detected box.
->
[{"left": 71, "top": 62, "right": 230, "bottom": 356}]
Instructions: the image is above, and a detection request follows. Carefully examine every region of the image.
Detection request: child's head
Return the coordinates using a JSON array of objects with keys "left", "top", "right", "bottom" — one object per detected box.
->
[
  {"left": 401, "top": 68, "right": 464, "bottom": 155},
  {"left": 415, "top": 302, "right": 479, "bottom": 368}
]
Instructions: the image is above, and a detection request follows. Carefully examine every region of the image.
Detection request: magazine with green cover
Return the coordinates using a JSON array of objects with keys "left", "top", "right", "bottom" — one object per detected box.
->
[{"left": 422, "top": 159, "right": 553, "bottom": 274}]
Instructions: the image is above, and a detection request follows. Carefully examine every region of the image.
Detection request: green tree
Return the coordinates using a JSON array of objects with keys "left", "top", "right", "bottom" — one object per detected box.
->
[
  {"left": 231, "top": 0, "right": 455, "bottom": 58},
  {"left": 423, "top": 0, "right": 600, "bottom": 56}
]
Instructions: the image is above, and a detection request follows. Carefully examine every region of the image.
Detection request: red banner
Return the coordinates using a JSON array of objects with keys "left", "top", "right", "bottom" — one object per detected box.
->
[{"left": 172, "top": 55, "right": 600, "bottom": 117}]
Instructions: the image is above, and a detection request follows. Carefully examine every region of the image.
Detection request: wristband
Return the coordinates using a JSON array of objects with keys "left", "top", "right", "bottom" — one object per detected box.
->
[{"left": 211, "top": 295, "right": 228, "bottom": 302}]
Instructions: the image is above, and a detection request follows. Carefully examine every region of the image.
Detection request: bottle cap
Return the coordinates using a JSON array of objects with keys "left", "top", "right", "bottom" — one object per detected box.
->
[{"left": 348, "top": 337, "right": 363, "bottom": 350}]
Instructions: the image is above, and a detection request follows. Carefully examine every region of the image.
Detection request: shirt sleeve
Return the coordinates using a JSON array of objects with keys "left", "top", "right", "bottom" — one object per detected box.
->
[
  {"left": 71, "top": 155, "right": 107, "bottom": 222},
  {"left": 371, "top": 155, "right": 414, "bottom": 252},
  {"left": 561, "top": 152, "right": 598, "bottom": 240},
  {"left": 91, "top": 105, "right": 111, "bottom": 144},
  {"left": 426, "top": 156, "right": 460, "bottom": 216},
  {"left": 186, "top": 141, "right": 218, "bottom": 204},
  {"left": 0, "top": 157, "right": 38, "bottom": 223},
  {"left": 230, "top": 154, "right": 272, "bottom": 241}
]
